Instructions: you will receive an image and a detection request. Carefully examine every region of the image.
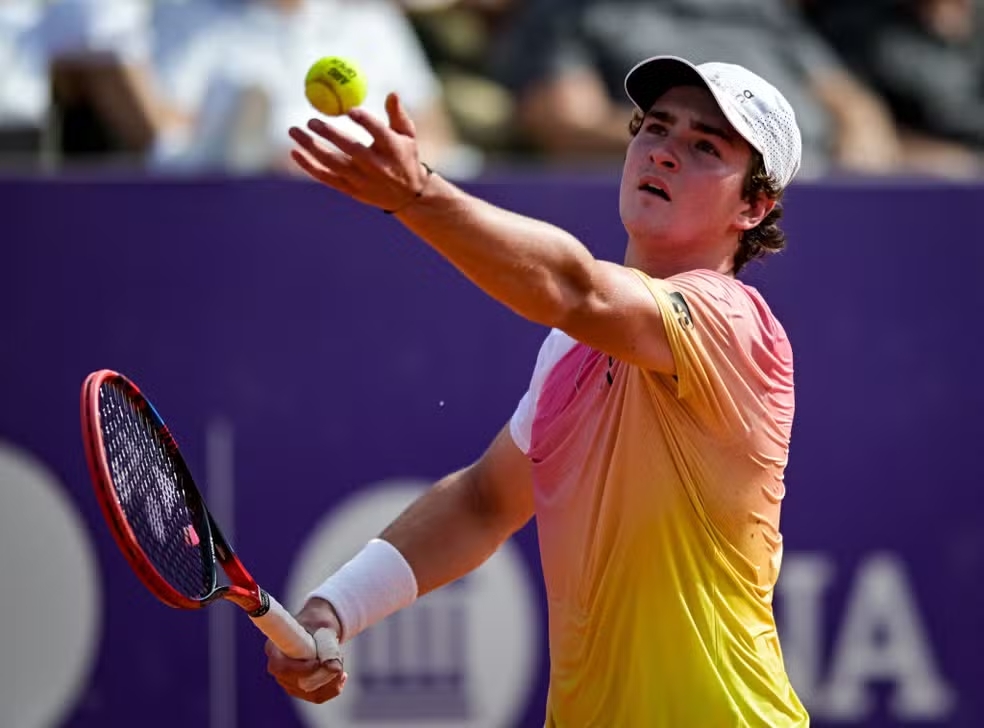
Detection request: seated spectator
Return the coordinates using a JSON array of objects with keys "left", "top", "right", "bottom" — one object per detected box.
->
[
  {"left": 803, "top": 0, "right": 984, "bottom": 179},
  {"left": 402, "top": 0, "right": 522, "bottom": 155},
  {"left": 0, "top": 0, "right": 47, "bottom": 168},
  {"left": 38, "top": 0, "right": 187, "bottom": 164},
  {"left": 151, "top": 0, "right": 480, "bottom": 178},
  {"left": 490, "top": 0, "right": 908, "bottom": 179}
]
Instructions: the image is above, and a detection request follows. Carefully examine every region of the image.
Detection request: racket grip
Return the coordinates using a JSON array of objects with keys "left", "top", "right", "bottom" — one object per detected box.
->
[{"left": 250, "top": 592, "right": 341, "bottom": 664}]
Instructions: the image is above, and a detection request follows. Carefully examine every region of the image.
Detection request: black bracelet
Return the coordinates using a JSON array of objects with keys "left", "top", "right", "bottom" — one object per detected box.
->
[{"left": 383, "top": 162, "right": 434, "bottom": 215}]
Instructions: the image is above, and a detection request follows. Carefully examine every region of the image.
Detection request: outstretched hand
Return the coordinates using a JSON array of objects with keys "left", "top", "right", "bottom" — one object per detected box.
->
[{"left": 288, "top": 92, "right": 431, "bottom": 213}]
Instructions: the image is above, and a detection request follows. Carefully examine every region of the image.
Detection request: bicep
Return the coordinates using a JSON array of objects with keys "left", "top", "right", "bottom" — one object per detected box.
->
[
  {"left": 469, "top": 423, "right": 535, "bottom": 537},
  {"left": 558, "top": 260, "right": 676, "bottom": 375}
]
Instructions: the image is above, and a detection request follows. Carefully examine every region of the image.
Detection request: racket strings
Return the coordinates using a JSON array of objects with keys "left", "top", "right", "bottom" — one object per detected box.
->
[{"left": 100, "top": 383, "right": 212, "bottom": 600}]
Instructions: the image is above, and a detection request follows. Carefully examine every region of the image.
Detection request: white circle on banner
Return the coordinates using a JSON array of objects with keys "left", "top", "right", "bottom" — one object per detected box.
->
[
  {"left": 285, "top": 479, "right": 541, "bottom": 728},
  {"left": 0, "top": 440, "right": 102, "bottom": 728}
]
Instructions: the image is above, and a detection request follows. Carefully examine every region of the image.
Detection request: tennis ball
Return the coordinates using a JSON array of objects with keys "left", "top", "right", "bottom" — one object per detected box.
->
[{"left": 304, "top": 56, "right": 367, "bottom": 116}]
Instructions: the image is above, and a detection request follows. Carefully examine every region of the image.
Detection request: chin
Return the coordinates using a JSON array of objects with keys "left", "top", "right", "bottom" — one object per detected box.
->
[
  {"left": 620, "top": 202, "right": 648, "bottom": 226},
  {"left": 623, "top": 213, "right": 671, "bottom": 239}
]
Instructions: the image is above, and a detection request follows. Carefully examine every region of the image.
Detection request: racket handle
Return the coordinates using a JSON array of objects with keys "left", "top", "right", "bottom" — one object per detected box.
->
[{"left": 250, "top": 591, "right": 342, "bottom": 665}]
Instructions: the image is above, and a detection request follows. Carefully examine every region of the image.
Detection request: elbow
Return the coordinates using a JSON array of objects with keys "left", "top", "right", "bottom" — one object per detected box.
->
[
  {"left": 464, "top": 464, "right": 531, "bottom": 542},
  {"left": 531, "top": 260, "right": 601, "bottom": 330},
  {"left": 544, "top": 280, "right": 607, "bottom": 335},
  {"left": 459, "top": 464, "right": 504, "bottom": 531}
]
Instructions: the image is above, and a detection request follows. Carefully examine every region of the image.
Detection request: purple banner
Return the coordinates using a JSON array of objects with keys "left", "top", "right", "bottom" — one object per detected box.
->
[{"left": 1, "top": 174, "right": 982, "bottom": 728}]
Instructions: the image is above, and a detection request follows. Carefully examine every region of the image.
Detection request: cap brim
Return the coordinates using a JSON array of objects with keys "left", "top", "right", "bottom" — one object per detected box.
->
[
  {"left": 624, "top": 55, "right": 761, "bottom": 159},
  {"left": 625, "top": 56, "right": 706, "bottom": 113}
]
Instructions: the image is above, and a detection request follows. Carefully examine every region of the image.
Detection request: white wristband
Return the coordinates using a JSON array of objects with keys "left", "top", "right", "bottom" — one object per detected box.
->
[{"left": 305, "top": 538, "right": 418, "bottom": 642}]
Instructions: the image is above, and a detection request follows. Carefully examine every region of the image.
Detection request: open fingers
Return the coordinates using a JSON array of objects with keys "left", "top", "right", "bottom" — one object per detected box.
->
[
  {"left": 289, "top": 126, "right": 353, "bottom": 168},
  {"left": 286, "top": 100, "right": 423, "bottom": 209},
  {"left": 290, "top": 149, "right": 352, "bottom": 190},
  {"left": 288, "top": 127, "right": 367, "bottom": 189},
  {"left": 383, "top": 92, "right": 416, "bottom": 138},
  {"left": 347, "top": 106, "right": 400, "bottom": 151},
  {"left": 306, "top": 118, "right": 372, "bottom": 161}
]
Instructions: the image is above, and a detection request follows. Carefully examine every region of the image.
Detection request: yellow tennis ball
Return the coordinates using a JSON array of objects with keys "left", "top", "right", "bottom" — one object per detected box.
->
[{"left": 304, "top": 56, "right": 367, "bottom": 116}]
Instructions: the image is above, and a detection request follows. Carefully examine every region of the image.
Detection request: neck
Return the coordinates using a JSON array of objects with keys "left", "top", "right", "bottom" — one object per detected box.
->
[{"left": 623, "top": 236, "right": 737, "bottom": 279}]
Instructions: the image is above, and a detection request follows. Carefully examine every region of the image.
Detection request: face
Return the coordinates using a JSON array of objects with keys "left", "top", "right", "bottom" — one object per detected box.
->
[{"left": 619, "top": 85, "right": 764, "bottom": 254}]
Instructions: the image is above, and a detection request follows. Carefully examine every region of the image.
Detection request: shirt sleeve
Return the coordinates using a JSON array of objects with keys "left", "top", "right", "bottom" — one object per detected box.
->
[
  {"left": 509, "top": 328, "right": 578, "bottom": 455},
  {"left": 631, "top": 268, "right": 794, "bottom": 436}
]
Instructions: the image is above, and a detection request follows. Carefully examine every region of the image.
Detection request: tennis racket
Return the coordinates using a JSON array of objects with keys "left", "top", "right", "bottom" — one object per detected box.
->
[{"left": 80, "top": 369, "right": 339, "bottom": 692}]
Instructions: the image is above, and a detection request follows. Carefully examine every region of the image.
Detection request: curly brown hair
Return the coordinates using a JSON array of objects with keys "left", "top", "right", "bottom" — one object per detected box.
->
[{"left": 628, "top": 111, "right": 786, "bottom": 275}]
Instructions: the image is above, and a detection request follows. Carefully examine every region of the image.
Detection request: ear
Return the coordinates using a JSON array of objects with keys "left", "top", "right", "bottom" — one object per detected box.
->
[{"left": 735, "top": 192, "right": 776, "bottom": 232}]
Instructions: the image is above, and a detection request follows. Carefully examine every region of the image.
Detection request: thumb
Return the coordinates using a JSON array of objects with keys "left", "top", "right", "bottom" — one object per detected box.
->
[{"left": 386, "top": 92, "right": 416, "bottom": 138}]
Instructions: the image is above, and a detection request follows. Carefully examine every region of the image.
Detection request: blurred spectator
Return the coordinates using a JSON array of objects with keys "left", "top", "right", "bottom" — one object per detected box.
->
[
  {"left": 804, "top": 0, "right": 984, "bottom": 179},
  {"left": 403, "top": 0, "right": 521, "bottom": 155},
  {"left": 489, "top": 0, "right": 909, "bottom": 179},
  {"left": 0, "top": 0, "right": 47, "bottom": 167},
  {"left": 151, "top": 0, "right": 481, "bottom": 177},
  {"left": 38, "top": 0, "right": 187, "bottom": 165}
]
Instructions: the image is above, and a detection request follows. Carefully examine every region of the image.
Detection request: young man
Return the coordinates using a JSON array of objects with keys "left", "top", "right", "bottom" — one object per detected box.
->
[{"left": 269, "top": 55, "right": 810, "bottom": 726}]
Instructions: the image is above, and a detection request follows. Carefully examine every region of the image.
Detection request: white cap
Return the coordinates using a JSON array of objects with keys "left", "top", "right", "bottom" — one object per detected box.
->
[{"left": 624, "top": 56, "right": 803, "bottom": 189}]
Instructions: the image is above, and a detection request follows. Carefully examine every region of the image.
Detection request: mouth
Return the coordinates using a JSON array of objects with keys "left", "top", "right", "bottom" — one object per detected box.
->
[{"left": 638, "top": 180, "right": 671, "bottom": 202}]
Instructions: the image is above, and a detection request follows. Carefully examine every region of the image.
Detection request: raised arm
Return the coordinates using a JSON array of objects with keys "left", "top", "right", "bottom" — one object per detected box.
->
[{"left": 288, "top": 93, "right": 676, "bottom": 376}]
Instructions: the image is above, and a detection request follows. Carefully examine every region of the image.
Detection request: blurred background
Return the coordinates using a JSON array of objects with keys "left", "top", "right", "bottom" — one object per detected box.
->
[{"left": 1, "top": 0, "right": 983, "bottom": 727}]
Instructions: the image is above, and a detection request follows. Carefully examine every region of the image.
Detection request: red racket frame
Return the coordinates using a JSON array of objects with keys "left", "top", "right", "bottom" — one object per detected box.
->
[{"left": 80, "top": 369, "right": 266, "bottom": 614}]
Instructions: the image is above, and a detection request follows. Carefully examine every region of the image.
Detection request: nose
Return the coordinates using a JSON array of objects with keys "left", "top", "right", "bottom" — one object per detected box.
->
[{"left": 650, "top": 142, "right": 679, "bottom": 171}]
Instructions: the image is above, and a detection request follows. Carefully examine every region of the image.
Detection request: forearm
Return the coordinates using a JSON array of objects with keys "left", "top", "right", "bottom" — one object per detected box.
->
[
  {"left": 380, "top": 467, "right": 519, "bottom": 597},
  {"left": 304, "top": 464, "right": 524, "bottom": 643},
  {"left": 395, "top": 172, "right": 598, "bottom": 326}
]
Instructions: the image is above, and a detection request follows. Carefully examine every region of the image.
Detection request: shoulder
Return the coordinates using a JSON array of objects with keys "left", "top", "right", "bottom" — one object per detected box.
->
[
  {"left": 666, "top": 270, "right": 792, "bottom": 360},
  {"left": 666, "top": 270, "right": 781, "bottom": 323},
  {"left": 665, "top": 269, "right": 745, "bottom": 302}
]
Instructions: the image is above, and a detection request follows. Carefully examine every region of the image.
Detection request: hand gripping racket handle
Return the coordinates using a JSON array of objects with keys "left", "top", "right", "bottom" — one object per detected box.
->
[{"left": 250, "top": 591, "right": 342, "bottom": 692}]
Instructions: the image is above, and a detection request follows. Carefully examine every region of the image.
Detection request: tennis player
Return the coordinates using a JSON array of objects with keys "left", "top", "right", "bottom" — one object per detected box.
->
[{"left": 268, "top": 55, "right": 810, "bottom": 726}]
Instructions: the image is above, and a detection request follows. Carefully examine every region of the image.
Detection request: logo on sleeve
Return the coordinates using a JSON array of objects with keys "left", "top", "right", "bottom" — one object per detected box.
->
[{"left": 668, "top": 292, "right": 694, "bottom": 330}]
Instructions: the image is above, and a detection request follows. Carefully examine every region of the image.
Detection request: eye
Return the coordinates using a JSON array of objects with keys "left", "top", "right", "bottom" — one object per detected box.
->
[
  {"left": 696, "top": 139, "right": 721, "bottom": 157},
  {"left": 646, "top": 123, "right": 668, "bottom": 136}
]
